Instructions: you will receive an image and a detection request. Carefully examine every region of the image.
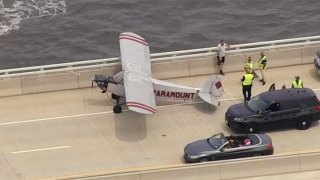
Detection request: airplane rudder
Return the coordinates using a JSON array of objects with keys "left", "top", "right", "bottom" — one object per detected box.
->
[{"left": 211, "top": 75, "right": 223, "bottom": 97}]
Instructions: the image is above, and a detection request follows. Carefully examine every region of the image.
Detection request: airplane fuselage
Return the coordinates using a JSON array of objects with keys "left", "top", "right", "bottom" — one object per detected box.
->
[
  {"left": 107, "top": 71, "right": 199, "bottom": 103},
  {"left": 152, "top": 78, "right": 199, "bottom": 103}
]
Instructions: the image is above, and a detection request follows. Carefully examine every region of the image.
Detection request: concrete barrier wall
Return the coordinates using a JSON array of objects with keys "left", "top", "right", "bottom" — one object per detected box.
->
[
  {"left": 301, "top": 45, "right": 320, "bottom": 63},
  {"left": 152, "top": 61, "right": 190, "bottom": 79},
  {"left": 106, "top": 174, "right": 140, "bottom": 180},
  {"left": 299, "top": 152, "right": 320, "bottom": 171},
  {"left": 95, "top": 152, "right": 320, "bottom": 180},
  {"left": 141, "top": 168, "right": 210, "bottom": 180},
  {"left": 266, "top": 48, "right": 302, "bottom": 68},
  {"left": 220, "top": 156, "right": 300, "bottom": 179},
  {"left": 0, "top": 78, "right": 22, "bottom": 97},
  {"left": 188, "top": 56, "right": 217, "bottom": 76},
  {"left": 0, "top": 45, "right": 319, "bottom": 97},
  {"left": 21, "top": 72, "right": 79, "bottom": 94},
  {"left": 78, "top": 67, "right": 121, "bottom": 88}
]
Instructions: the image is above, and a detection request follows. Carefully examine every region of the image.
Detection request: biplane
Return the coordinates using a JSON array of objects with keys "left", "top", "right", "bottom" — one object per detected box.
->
[{"left": 92, "top": 32, "right": 223, "bottom": 114}]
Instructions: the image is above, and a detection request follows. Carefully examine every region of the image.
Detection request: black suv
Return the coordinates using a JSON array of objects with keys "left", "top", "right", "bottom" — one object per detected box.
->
[{"left": 225, "top": 88, "right": 320, "bottom": 133}]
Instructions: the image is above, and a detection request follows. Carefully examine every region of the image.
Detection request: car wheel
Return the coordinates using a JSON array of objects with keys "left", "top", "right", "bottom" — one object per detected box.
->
[
  {"left": 199, "top": 157, "right": 210, "bottom": 162},
  {"left": 253, "top": 153, "right": 262, "bottom": 157},
  {"left": 296, "top": 117, "right": 311, "bottom": 130},
  {"left": 244, "top": 123, "right": 258, "bottom": 133}
]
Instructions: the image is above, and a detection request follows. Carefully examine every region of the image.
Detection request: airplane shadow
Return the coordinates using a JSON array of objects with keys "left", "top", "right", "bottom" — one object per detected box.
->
[
  {"left": 85, "top": 98, "right": 114, "bottom": 106},
  {"left": 114, "top": 111, "right": 147, "bottom": 142}
]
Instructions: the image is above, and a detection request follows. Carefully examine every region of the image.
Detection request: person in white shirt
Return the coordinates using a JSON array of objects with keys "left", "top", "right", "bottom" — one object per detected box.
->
[{"left": 216, "top": 39, "right": 230, "bottom": 75}]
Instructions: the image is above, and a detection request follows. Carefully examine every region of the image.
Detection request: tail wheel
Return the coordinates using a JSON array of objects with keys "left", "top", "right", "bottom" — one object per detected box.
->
[
  {"left": 296, "top": 117, "right": 311, "bottom": 130},
  {"left": 244, "top": 123, "right": 259, "bottom": 133},
  {"left": 113, "top": 105, "right": 122, "bottom": 113}
]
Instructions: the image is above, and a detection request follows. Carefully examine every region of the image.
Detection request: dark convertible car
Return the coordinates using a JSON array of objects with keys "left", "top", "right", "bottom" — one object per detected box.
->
[{"left": 184, "top": 133, "right": 273, "bottom": 163}]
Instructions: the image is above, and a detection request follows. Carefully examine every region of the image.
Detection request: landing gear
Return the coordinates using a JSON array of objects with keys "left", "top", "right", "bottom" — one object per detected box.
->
[
  {"left": 112, "top": 94, "right": 122, "bottom": 113},
  {"left": 113, "top": 105, "right": 122, "bottom": 113},
  {"left": 111, "top": 93, "right": 118, "bottom": 100}
]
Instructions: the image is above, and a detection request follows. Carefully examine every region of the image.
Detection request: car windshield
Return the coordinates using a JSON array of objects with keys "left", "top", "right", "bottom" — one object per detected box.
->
[
  {"left": 208, "top": 133, "right": 227, "bottom": 149},
  {"left": 247, "top": 95, "right": 268, "bottom": 112}
]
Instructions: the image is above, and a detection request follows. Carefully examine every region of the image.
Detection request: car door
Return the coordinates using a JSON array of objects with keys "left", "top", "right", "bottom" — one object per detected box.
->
[
  {"left": 263, "top": 102, "right": 281, "bottom": 122},
  {"left": 218, "top": 144, "right": 247, "bottom": 160},
  {"left": 265, "top": 102, "right": 300, "bottom": 127}
]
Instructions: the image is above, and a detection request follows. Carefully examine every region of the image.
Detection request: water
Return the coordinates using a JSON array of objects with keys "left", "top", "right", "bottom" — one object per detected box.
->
[{"left": 0, "top": 0, "right": 319, "bottom": 69}]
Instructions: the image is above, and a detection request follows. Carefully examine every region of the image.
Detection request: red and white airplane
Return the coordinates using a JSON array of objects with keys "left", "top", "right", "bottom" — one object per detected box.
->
[{"left": 93, "top": 32, "right": 223, "bottom": 114}]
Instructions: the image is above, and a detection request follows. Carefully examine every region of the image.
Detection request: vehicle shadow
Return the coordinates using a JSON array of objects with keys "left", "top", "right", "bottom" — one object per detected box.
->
[
  {"left": 257, "top": 120, "right": 319, "bottom": 134},
  {"left": 308, "top": 67, "right": 320, "bottom": 80},
  {"left": 219, "top": 120, "right": 320, "bottom": 135},
  {"left": 113, "top": 110, "right": 147, "bottom": 142}
]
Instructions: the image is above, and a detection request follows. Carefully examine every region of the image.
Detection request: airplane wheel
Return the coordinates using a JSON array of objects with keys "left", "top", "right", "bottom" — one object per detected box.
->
[
  {"left": 113, "top": 105, "right": 122, "bottom": 113},
  {"left": 111, "top": 93, "right": 118, "bottom": 100}
]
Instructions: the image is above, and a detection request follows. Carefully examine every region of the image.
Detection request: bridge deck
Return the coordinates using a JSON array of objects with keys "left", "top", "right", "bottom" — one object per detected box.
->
[{"left": 1, "top": 64, "right": 320, "bottom": 179}]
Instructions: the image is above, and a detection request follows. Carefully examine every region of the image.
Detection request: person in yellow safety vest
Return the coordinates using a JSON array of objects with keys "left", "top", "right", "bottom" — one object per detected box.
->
[
  {"left": 241, "top": 71, "right": 254, "bottom": 102},
  {"left": 244, "top": 56, "right": 253, "bottom": 73},
  {"left": 258, "top": 52, "right": 267, "bottom": 85},
  {"left": 291, "top": 76, "right": 303, "bottom": 88}
]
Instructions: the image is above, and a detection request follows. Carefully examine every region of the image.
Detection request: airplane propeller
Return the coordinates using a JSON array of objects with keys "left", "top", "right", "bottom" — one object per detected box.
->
[{"left": 92, "top": 75, "right": 109, "bottom": 93}]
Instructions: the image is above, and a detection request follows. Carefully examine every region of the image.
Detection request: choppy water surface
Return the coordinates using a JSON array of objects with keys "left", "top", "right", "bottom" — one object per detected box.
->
[{"left": 0, "top": 0, "right": 319, "bottom": 69}]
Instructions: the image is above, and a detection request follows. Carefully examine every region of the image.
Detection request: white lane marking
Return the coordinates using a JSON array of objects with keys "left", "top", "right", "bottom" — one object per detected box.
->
[
  {"left": 2, "top": 88, "right": 320, "bottom": 126},
  {"left": 12, "top": 145, "right": 71, "bottom": 154},
  {"left": 221, "top": 97, "right": 243, "bottom": 101}
]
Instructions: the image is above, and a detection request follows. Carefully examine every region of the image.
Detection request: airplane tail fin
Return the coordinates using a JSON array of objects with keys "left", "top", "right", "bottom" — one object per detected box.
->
[{"left": 198, "top": 75, "right": 223, "bottom": 106}]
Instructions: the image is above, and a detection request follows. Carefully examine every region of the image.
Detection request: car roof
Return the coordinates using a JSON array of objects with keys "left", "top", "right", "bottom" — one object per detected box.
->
[{"left": 259, "top": 88, "right": 317, "bottom": 105}]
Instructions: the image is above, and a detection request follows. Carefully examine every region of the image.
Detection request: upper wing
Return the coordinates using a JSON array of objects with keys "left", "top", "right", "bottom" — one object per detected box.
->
[
  {"left": 119, "top": 32, "right": 151, "bottom": 76},
  {"left": 119, "top": 32, "right": 156, "bottom": 114},
  {"left": 123, "top": 72, "right": 156, "bottom": 114}
]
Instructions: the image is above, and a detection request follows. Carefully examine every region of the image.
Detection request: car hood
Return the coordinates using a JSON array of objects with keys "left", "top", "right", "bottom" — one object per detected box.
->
[
  {"left": 185, "top": 139, "right": 214, "bottom": 156},
  {"left": 227, "top": 103, "right": 255, "bottom": 118}
]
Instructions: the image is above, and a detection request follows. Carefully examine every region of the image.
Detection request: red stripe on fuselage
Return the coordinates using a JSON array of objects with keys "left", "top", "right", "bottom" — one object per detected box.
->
[{"left": 119, "top": 35, "right": 148, "bottom": 46}]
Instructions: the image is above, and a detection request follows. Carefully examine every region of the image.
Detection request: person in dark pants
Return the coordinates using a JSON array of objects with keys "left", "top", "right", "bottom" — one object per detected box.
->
[
  {"left": 216, "top": 39, "right": 230, "bottom": 75},
  {"left": 241, "top": 71, "right": 254, "bottom": 102}
]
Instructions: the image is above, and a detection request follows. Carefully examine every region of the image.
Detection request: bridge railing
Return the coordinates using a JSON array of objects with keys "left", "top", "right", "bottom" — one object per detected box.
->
[{"left": 0, "top": 35, "right": 320, "bottom": 78}]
